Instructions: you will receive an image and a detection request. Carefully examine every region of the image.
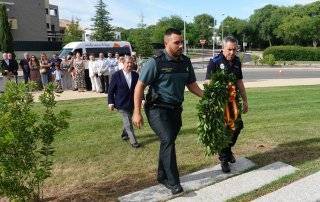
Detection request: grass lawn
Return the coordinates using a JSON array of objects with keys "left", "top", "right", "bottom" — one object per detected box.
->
[{"left": 42, "top": 85, "right": 320, "bottom": 201}]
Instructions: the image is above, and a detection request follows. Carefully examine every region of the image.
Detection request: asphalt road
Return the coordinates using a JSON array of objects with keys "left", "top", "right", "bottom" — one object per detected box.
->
[{"left": 194, "top": 66, "right": 320, "bottom": 81}]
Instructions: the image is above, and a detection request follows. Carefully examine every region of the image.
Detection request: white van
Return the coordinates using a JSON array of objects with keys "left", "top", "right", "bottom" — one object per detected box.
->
[{"left": 58, "top": 41, "right": 133, "bottom": 58}]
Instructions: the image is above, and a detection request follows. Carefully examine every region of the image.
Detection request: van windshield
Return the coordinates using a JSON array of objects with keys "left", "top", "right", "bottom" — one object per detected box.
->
[{"left": 59, "top": 48, "right": 73, "bottom": 58}]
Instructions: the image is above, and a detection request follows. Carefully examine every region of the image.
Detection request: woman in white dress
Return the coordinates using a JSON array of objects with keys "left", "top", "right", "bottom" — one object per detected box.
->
[{"left": 88, "top": 54, "right": 102, "bottom": 93}]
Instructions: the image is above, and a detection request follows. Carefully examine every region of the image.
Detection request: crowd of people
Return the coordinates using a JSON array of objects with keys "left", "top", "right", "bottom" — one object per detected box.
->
[{"left": 0, "top": 51, "right": 140, "bottom": 93}]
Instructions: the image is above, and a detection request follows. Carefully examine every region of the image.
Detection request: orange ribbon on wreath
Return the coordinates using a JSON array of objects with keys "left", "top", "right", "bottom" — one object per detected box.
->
[{"left": 224, "top": 82, "right": 239, "bottom": 131}]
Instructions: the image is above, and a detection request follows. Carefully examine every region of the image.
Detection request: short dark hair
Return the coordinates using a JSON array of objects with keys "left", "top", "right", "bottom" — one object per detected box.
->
[{"left": 165, "top": 28, "right": 182, "bottom": 36}]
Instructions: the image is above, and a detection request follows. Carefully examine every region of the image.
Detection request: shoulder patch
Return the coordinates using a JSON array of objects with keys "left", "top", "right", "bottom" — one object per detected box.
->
[{"left": 212, "top": 54, "right": 223, "bottom": 64}]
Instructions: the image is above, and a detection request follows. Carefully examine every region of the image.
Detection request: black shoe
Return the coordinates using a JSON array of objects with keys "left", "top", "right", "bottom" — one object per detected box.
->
[
  {"left": 159, "top": 180, "right": 183, "bottom": 195},
  {"left": 131, "top": 143, "right": 140, "bottom": 148},
  {"left": 221, "top": 161, "right": 231, "bottom": 173},
  {"left": 168, "top": 184, "right": 183, "bottom": 195},
  {"left": 228, "top": 153, "right": 236, "bottom": 163},
  {"left": 122, "top": 136, "right": 129, "bottom": 141}
]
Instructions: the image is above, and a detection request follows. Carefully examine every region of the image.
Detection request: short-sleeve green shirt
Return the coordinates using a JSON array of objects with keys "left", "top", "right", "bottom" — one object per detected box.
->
[{"left": 139, "top": 50, "right": 196, "bottom": 104}]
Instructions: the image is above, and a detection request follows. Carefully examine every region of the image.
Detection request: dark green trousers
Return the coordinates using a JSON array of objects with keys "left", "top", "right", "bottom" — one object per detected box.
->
[{"left": 145, "top": 105, "right": 182, "bottom": 185}]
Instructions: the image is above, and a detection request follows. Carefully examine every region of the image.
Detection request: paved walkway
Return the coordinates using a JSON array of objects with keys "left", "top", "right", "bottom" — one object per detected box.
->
[
  {"left": 170, "top": 162, "right": 297, "bottom": 202},
  {"left": 254, "top": 171, "right": 320, "bottom": 202},
  {"left": 118, "top": 157, "right": 255, "bottom": 202}
]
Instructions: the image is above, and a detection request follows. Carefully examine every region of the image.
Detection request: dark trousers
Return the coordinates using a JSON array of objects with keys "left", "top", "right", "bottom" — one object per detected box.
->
[
  {"left": 84, "top": 69, "right": 92, "bottom": 91},
  {"left": 100, "top": 75, "right": 109, "bottom": 94},
  {"left": 23, "top": 71, "right": 30, "bottom": 84},
  {"left": 145, "top": 105, "right": 182, "bottom": 186},
  {"left": 219, "top": 119, "right": 244, "bottom": 161}
]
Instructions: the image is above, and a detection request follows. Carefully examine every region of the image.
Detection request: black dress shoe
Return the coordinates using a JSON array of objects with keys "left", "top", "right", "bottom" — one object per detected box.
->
[
  {"left": 159, "top": 180, "right": 183, "bottom": 195},
  {"left": 131, "top": 143, "right": 140, "bottom": 148},
  {"left": 228, "top": 153, "right": 236, "bottom": 163},
  {"left": 221, "top": 161, "right": 231, "bottom": 173},
  {"left": 168, "top": 184, "right": 183, "bottom": 195}
]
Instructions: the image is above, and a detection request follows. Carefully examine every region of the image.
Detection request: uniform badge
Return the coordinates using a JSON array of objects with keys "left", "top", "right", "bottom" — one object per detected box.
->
[{"left": 220, "top": 63, "right": 225, "bottom": 70}]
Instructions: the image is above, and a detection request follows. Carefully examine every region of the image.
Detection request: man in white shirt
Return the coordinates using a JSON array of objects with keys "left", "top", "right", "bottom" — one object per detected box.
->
[
  {"left": 108, "top": 56, "right": 140, "bottom": 148},
  {"left": 96, "top": 52, "right": 109, "bottom": 93},
  {"left": 106, "top": 52, "right": 118, "bottom": 83}
]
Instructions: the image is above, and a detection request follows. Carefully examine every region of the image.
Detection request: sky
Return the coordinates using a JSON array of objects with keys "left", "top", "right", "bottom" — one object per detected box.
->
[{"left": 50, "top": 0, "right": 318, "bottom": 29}]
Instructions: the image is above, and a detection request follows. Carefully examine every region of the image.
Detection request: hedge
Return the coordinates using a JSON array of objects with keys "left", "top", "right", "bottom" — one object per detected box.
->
[{"left": 263, "top": 46, "right": 320, "bottom": 61}]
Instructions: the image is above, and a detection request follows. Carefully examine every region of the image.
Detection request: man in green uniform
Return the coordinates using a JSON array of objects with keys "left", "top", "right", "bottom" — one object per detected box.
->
[{"left": 132, "top": 28, "right": 203, "bottom": 194}]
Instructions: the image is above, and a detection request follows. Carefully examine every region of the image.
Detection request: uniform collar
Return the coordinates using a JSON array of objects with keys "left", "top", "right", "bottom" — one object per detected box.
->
[{"left": 163, "top": 49, "right": 184, "bottom": 61}]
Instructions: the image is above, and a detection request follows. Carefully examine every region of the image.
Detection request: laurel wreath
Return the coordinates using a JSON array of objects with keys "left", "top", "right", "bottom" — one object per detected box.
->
[{"left": 197, "top": 68, "right": 241, "bottom": 156}]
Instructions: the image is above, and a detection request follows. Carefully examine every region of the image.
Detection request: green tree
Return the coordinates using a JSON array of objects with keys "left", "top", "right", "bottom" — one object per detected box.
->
[
  {"left": 91, "top": 0, "right": 113, "bottom": 41},
  {"left": 219, "top": 16, "right": 248, "bottom": 45},
  {"left": 249, "top": 5, "right": 287, "bottom": 47},
  {"left": 128, "top": 28, "right": 153, "bottom": 57},
  {"left": 193, "top": 14, "right": 215, "bottom": 45},
  {"left": 276, "top": 15, "right": 320, "bottom": 46},
  {"left": 150, "top": 15, "right": 184, "bottom": 44},
  {"left": 62, "top": 19, "right": 84, "bottom": 45},
  {"left": 0, "top": 4, "right": 14, "bottom": 53}
]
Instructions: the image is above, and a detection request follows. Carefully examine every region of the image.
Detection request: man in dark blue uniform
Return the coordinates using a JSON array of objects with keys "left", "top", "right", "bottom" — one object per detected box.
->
[
  {"left": 205, "top": 36, "right": 249, "bottom": 173},
  {"left": 132, "top": 28, "right": 203, "bottom": 194}
]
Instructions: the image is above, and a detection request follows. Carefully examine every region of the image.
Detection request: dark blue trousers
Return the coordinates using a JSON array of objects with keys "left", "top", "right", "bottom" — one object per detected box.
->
[
  {"left": 219, "top": 119, "right": 244, "bottom": 161},
  {"left": 145, "top": 105, "right": 182, "bottom": 186}
]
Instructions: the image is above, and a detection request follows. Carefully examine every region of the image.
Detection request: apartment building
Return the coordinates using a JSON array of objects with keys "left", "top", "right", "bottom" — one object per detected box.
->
[{"left": 0, "top": 0, "right": 61, "bottom": 50}]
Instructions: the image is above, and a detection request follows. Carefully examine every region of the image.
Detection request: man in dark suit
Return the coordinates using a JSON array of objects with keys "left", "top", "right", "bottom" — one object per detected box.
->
[
  {"left": 1, "top": 52, "right": 18, "bottom": 83},
  {"left": 108, "top": 56, "right": 140, "bottom": 148}
]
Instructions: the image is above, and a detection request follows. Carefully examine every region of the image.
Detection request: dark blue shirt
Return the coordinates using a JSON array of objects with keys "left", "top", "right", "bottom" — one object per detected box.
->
[{"left": 205, "top": 53, "right": 243, "bottom": 81}]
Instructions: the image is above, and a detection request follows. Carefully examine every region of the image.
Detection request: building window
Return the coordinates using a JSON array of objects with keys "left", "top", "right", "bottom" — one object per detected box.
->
[
  {"left": 50, "top": 9, "right": 56, "bottom": 16},
  {"left": 46, "top": 23, "right": 50, "bottom": 29},
  {"left": 45, "top": 8, "right": 49, "bottom": 14},
  {"left": 51, "top": 25, "right": 55, "bottom": 32}
]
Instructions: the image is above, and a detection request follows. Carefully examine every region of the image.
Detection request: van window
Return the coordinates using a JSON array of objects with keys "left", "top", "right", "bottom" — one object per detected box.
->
[
  {"left": 58, "top": 48, "right": 72, "bottom": 58},
  {"left": 86, "top": 47, "right": 131, "bottom": 57},
  {"left": 74, "top": 48, "right": 83, "bottom": 55}
]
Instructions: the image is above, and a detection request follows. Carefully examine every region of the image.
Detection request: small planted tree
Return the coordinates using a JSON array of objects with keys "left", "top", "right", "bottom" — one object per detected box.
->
[
  {"left": 0, "top": 82, "right": 70, "bottom": 200},
  {"left": 0, "top": 4, "right": 14, "bottom": 53}
]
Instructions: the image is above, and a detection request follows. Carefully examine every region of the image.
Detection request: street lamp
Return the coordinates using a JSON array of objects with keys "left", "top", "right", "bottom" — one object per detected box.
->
[
  {"left": 209, "top": 25, "right": 215, "bottom": 57},
  {"left": 183, "top": 19, "right": 186, "bottom": 55}
]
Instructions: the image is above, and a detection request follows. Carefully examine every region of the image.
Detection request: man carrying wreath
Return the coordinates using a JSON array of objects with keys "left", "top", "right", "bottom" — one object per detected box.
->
[{"left": 205, "top": 36, "right": 249, "bottom": 173}]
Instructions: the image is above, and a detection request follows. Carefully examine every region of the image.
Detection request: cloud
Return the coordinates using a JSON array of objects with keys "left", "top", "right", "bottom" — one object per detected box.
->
[{"left": 292, "top": 0, "right": 318, "bottom": 4}]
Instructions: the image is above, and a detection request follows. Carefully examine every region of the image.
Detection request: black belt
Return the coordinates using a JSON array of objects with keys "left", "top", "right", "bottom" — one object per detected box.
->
[{"left": 152, "top": 101, "right": 182, "bottom": 110}]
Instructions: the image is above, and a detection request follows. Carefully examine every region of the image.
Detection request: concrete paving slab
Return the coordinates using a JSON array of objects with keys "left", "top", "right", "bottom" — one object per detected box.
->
[
  {"left": 118, "top": 157, "right": 255, "bottom": 202},
  {"left": 170, "top": 162, "right": 297, "bottom": 202},
  {"left": 254, "top": 171, "right": 320, "bottom": 202}
]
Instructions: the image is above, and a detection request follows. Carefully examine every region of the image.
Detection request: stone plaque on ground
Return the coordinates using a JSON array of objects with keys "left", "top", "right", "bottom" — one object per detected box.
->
[{"left": 118, "top": 157, "right": 255, "bottom": 202}]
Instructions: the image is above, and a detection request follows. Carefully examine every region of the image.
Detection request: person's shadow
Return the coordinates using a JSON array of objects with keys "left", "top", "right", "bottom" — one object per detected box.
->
[{"left": 248, "top": 137, "right": 320, "bottom": 166}]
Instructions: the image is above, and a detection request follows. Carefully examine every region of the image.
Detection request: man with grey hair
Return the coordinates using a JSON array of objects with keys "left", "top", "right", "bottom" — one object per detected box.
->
[
  {"left": 205, "top": 36, "right": 249, "bottom": 173},
  {"left": 19, "top": 52, "right": 30, "bottom": 83},
  {"left": 108, "top": 56, "right": 140, "bottom": 148}
]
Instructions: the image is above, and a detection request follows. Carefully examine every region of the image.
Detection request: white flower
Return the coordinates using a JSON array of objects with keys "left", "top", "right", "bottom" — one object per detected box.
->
[{"left": 220, "top": 63, "right": 225, "bottom": 70}]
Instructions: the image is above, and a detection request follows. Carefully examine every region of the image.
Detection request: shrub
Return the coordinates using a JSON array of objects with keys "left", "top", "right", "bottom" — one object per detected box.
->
[
  {"left": 260, "top": 54, "right": 276, "bottom": 66},
  {"left": 263, "top": 46, "right": 320, "bottom": 61},
  {"left": 238, "top": 52, "right": 245, "bottom": 63},
  {"left": 0, "top": 82, "right": 70, "bottom": 201},
  {"left": 251, "top": 54, "right": 260, "bottom": 65}
]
